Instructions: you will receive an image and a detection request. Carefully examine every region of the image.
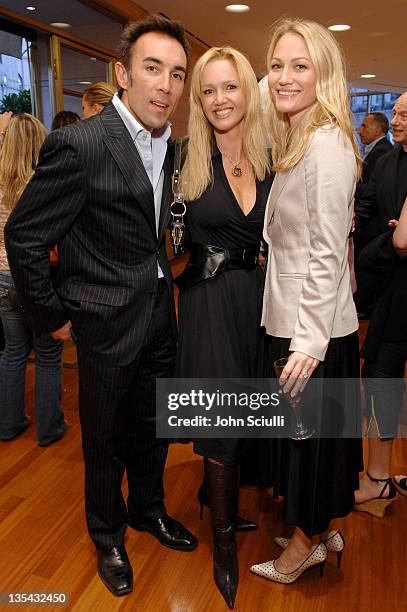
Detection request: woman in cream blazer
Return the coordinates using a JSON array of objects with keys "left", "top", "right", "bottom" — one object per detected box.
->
[
  {"left": 250, "top": 18, "right": 362, "bottom": 585},
  {"left": 261, "top": 124, "right": 358, "bottom": 360}
]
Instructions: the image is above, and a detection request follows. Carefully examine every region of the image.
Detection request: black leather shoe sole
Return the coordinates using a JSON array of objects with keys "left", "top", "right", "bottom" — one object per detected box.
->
[{"left": 128, "top": 520, "right": 198, "bottom": 552}]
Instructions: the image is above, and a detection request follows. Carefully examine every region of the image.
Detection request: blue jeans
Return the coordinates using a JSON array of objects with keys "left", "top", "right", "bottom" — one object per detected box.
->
[{"left": 0, "top": 272, "right": 65, "bottom": 444}]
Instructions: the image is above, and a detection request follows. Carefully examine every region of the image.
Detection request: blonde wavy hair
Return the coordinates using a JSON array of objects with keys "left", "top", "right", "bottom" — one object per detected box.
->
[
  {"left": 0, "top": 113, "right": 47, "bottom": 212},
  {"left": 182, "top": 47, "right": 271, "bottom": 201},
  {"left": 266, "top": 17, "right": 362, "bottom": 176},
  {"left": 83, "top": 81, "right": 116, "bottom": 107}
]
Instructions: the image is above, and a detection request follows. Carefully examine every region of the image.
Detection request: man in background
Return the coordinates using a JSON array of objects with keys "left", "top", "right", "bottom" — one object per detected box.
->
[{"left": 354, "top": 112, "right": 393, "bottom": 317}]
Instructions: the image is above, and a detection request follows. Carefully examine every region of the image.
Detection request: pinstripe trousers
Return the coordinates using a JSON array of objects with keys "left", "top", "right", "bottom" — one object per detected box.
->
[{"left": 77, "top": 280, "right": 175, "bottom": 550}]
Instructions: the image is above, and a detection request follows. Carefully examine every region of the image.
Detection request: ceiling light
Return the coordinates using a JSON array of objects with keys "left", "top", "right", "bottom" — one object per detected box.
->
[
  {"left": 90, "top": 57, "right": 97, "bottom": 61},
  {"left": 50, "top": 22, "right": 71, "bottom": 29},
  {"left": 360, "top": 74, "right": 376, "bottom": 78},
  {"left": 78, "top": 81, "right": 92, "bottom": 85},
  {"left": 25, "top": 6, "right": 36, "bottom": 10},
  {"left": 225, "top": 4, "right": 250, "bottom": 13},
  {"left": 328, "top": 24, "right": 351, "bottom": 32}
]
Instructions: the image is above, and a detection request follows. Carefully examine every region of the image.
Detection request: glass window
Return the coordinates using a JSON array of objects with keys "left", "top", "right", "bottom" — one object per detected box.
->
[
  {"left": 351, "top": 95, "right": 369, "bottom": 133},
  {"left": 351, "top": 95, "right": 368, "bottom": 114},
  {"left": 63, "top": 92, "right": 82, "bottom": 117},
  {"left": 370, "top": 94, "right": 384, "bottom": 112},
  {"left": 383, "top": 93, "right": 400, "bottom": 110},
  {"left": 60, "top": 44, "right": 109, "bottom": 96},
  {"left": 0, "top": 31, "right": 32, "bottom": 112}
]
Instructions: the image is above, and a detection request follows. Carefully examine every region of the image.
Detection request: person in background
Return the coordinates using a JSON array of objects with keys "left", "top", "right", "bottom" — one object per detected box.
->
[
  {"left": 0, "top": 112, "right": 12, "bottom": 352},
  {"left": 354, "top": 183, "right": 407, "bottom": 514},
  {"left": 0, "top": 114, "right": 66, "bottom": 445},
  {"left": 82, "top": 81, "right": 117, "bottom": 119},
  {"left": 352, "top": 92, "right": 407, "bottom": 515},
  {"left": 0, "top": 112, "right": 13, "bottom": 147},
  {"left": 51, "top": 111, "right": 80, "bottom": 131},
  {"left": 355, "top": 93, "right": 407, "bottom": 302},
  {"left": 353, "top": 112, "right": 393, "bottom": 317},
  {"left": 251, "top": 17, "right": 362, "bottom": 585}
]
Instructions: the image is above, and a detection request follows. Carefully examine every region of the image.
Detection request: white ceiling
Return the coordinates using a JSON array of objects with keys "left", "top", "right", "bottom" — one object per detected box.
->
[{"left": 131, "top": 0, "right": 407, "bottom": 93}]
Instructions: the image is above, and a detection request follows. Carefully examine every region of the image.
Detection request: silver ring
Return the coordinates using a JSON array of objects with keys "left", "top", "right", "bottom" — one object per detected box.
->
[{"left": 302, "top": 371, "right": 308, "bottom": 379}]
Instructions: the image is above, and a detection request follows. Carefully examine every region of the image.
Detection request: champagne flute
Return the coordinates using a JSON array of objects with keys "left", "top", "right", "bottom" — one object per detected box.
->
[{"left": 274, "top": 357, "right": 314, "bottom": 440}]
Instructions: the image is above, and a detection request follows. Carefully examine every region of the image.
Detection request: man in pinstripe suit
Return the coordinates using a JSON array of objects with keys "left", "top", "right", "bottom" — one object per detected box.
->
[{"left": 5, "top": 15, "right": 197, "bottom": 597}]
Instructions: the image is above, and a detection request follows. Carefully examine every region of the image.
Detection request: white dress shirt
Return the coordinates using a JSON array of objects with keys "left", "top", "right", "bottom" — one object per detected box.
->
[
  {"left": 363, "top": 135, "right": 387, "bottom": 159},
  {"left": 112, "top": 93, "right": 171, "bottom": 277}
]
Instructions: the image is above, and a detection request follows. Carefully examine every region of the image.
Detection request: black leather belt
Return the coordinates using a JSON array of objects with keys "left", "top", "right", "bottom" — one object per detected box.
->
[{"left": 174, "top": 243, "right": 259, "bottom": 293}]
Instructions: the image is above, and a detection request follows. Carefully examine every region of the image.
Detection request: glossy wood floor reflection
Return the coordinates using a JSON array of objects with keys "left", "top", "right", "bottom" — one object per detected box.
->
[{"left": 0, "top": 331, "right": 407, "bottom": 611}]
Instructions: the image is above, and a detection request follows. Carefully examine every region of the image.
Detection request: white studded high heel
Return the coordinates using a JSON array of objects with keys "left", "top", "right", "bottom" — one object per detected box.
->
[
  {"left": 250, "top": 542, "right": 327, "bottom": 584},
  {"left": 275, "top": 530, "right": 345, "bottom": 568},
  {"left": 321, "top": 531, "right": 345, "bottom": 568}
]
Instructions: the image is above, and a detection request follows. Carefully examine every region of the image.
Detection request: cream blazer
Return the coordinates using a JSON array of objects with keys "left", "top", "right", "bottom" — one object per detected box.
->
[{"left": 261, "top": 125, "right": 359, "bottom": 361}]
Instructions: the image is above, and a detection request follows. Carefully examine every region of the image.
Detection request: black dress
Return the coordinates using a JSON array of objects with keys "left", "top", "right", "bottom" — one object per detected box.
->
[
  {"left": 361, "top": 234, "right": 407, "bottom": 439},
  {"left": 175, "top": 149, "right": 273, "bottom": 464}
]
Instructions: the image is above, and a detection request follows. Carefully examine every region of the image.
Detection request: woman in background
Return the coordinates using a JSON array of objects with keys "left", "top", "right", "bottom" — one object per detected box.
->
[
  {"left": 250, "top": 18, "right": 362, "bottom": 584},
  {"left": 0, "top": 114, "right": 66, "bottom": 446},
  {"left": 0, "top": 111, "right": 12, "bottom": 147},
  {"left": 354, "top": 195, "right": 407, "bottom": 512},
  {"left": 51, "top": 110, "right": 80, "bottom": 131},
  {"left": 176, "top": 47, "right": 272, "bottom": 608},
  {"left": 82, "top": 81, "right": 116, "bottom": 119}
]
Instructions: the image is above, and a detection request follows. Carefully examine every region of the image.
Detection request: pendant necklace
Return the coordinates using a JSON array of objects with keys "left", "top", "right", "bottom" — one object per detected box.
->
[{"left": 220, "top": 149, "right": 243, "bottom": 177}]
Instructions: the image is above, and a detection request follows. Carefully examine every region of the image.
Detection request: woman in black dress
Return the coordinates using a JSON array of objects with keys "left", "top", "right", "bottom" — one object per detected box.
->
[
  {"left": 250, "top": 18, "right": 363, "bottom": 584},
  {"left": 176, "top": 47, "right": 272, "bottom": 608}
]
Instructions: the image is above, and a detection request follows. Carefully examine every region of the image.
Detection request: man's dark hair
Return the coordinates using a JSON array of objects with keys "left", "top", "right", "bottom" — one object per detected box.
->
[
  {"left": 51, "top": 111, "right": 80, "bottom": 131},
  {"left": 117, "top": 14, "right": 189, "bottom": 72},
  {"left": 368, "top": 112, "right": 389, "bottom": 135}
]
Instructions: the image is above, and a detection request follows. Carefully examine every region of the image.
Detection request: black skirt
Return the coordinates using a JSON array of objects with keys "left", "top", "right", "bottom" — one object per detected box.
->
[
  {"left": 176, "top": 267, "right": 267, "bottom": 465},
  {"left": 267, "top": 332, "right": 363, "bottom": 537}
]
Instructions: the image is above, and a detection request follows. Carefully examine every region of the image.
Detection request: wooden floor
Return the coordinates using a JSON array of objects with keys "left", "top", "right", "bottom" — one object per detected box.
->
[{"left": 1, "top": 326, "right": 407, "bottom": 611}]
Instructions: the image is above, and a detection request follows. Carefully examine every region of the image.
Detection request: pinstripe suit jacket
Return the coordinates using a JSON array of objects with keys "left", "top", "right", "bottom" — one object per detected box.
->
[{"left": 5, "top": 102, "right": 176, "bottom": 366}]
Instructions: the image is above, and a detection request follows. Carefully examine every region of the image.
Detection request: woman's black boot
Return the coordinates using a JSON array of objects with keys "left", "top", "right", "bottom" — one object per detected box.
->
[
  {"left": 198, "top": 479, "right": 258, "bottom": 531},
  {"left": 204, "top": 458, "right": 239, "bottom": 609}
]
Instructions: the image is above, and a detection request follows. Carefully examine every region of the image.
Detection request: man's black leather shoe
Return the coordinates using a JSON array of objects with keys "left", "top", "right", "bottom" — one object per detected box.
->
[
  {"left": 97, "top": 545, "right": 133, "bottom": 596},
  {"left": 129, "top": 514, "right": 198, "bottom": 551}
]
